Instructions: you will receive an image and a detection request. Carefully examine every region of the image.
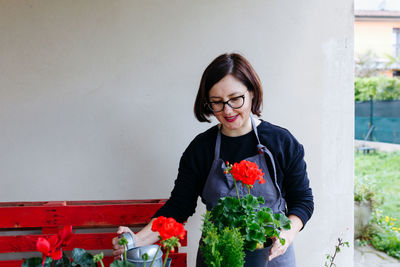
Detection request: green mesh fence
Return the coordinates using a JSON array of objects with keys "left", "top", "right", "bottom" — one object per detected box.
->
[{"left": 355, "top": 100, "right": 400, "bottom": 144}]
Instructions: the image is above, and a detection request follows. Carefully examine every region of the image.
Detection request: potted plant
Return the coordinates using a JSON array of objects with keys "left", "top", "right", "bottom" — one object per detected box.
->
[
  {"left": 354, "top": 176, "right": 376, "bottom": 238},
  {"left": 200, "top": 160, "right": 291, "bottom": 267}
]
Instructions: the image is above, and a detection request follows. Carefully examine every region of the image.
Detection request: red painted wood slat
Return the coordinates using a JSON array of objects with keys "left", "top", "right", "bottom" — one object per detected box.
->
[
  {"left": 0, "top": 199, "right": 166, "bottom": 207},
  {"left": 0, "top": 233, "right": 187, "bottom": 253},
  {"left": 0, "top": 260, "right": 24, "bottom": 267},
  {"left": 0, "top": 204, "right": 164, "bottom": 228},
  {"left": 0, "top": 253, "right": 186, "bottom": 267}
]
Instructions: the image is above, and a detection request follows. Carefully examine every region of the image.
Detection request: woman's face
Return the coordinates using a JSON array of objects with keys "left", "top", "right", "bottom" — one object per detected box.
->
[{"left": 208, "top": 75, "right": 253, "bottom": 137}]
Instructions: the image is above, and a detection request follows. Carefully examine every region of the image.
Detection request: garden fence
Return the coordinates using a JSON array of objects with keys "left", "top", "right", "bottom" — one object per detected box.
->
[{"left": 355, "top": 100, "right": 400, "bottom": 144}]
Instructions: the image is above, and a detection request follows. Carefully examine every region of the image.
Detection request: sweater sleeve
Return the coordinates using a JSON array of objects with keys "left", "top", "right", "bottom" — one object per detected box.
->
[
  {"left": 152, "top": 132, "right": 213, "bottom": 223},
  {"left": 282, "top": 139, "right": 314, "bottom": 228}
]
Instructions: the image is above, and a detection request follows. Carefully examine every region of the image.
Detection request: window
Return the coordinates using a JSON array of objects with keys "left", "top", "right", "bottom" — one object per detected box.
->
[{"left": 392, "top": 28, "right": 400, "bottom": 57}]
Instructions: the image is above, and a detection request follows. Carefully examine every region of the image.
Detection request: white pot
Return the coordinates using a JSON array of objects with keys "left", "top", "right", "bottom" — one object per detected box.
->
[{"left": 354, "top": 200, "right": 372, "bottom": 238}]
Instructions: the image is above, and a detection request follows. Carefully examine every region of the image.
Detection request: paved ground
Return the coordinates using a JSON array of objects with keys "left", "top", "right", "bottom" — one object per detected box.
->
[{"left": 355, "top": 244, "right": 400, "bottom": 267}]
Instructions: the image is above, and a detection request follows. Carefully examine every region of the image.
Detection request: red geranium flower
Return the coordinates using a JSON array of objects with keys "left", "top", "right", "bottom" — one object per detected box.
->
[
  {"left": 152, "top": 217, "right": 186, "bottom": 241},
  {"left": 229, "top": 160, "right": 265, "bottom": 187},
  {"left": 151, "top": 217, "right": 186, "bottom": 267},
  {"left": 174, "top": 222, "right": 186, "bottom": 240},
  {"left": 151, "top": 216, "right": 167, "bottom": 232}
]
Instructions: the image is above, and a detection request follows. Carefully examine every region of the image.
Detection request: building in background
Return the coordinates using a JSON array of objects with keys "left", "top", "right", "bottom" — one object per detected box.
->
[{"left": 355, "top": 0, "right": 400, "bottom": 77}]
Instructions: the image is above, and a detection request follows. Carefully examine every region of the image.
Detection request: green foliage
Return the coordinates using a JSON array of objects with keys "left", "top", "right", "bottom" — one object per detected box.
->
[
  {"left": 354, "top": 175, "right": 376, "bottom": 203},
  {"left": 23, "top": 254, "right": 72, "bottom": 267},
  {"left": 71, "top": 248, "right": 96, "bottom": 267},
  {"left": 355, "top": 76, "right": 400, "bottom": 101},
  {"left": 200, "top": 213, "right": 245, "bottom": 267},
  {"left": 93, "top": 252, "right": 105, "bottom": 267},
  {"left": 369, "top": 212, "right": 400, "bottom": 259},
  {"left": 110, "top": 260, "right": 135, "bottom": 267},
  {"left": 160, "top": 236, "right": 180, "bottom": 251},
  {"left": 54, "top": 254, "right": 72, "bottom": 267},
  {"left": 209, "top": 194, "right": 290, "bottom": 251},
  {"left": 118, "top": 236, "right": 128, "bottom": 246},
  {"left": 355, "top": 151, "right": 400, "bottom": 258},
  {"left": 355, "top": 151, "right": 400, "bottom": 219},
  {"left": 22, "top": 257, "right": 50, "bottom": 267},
  {"left": 324, "top": 238, "right": 349, "bottom": 267}
]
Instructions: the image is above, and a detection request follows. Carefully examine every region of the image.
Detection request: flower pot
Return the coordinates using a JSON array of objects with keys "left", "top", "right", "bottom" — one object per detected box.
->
[
  {"left": 125, "top": 245, "right": 164, "bottom": 267},
  {"left": 354, "top": 200, "right": 372, "bottom": 238},
  {"left": 244, "top": 244, "right": 272, "bottom": 267}
]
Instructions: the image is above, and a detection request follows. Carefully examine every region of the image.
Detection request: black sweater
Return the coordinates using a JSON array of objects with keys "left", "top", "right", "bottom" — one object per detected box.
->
[{"left": 153, "top": 120, "right": 314, "bottom": 227}]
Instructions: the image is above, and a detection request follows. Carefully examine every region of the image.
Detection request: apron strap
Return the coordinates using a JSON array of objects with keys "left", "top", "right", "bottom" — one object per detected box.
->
[
  {"left": 214, "top": 127, "right": 222, "bottom": 160},
  {"left": 252, "top": 117, "right": 286, "bottom": 213},
  {"left": 250, "top": 115, "right": 262, "bottom": 145}
]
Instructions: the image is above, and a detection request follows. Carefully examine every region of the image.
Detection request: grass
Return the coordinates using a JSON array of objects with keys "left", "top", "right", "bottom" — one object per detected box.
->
[
  {"left": 355, "top": 150, "right": 400, "bottom": 259},
  {"left": 355, "top": 151, "right": 400, "bottom": 219}
]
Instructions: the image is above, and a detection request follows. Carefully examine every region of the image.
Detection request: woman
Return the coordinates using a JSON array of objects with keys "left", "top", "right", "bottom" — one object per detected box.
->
[{"left": 112, "top": 53, "right": 314, "bottom": 266}]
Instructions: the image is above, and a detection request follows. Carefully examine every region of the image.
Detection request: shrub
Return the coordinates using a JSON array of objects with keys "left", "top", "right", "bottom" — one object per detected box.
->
[{"left": 355, "top": 76, "right": 400, "bottom": 101}]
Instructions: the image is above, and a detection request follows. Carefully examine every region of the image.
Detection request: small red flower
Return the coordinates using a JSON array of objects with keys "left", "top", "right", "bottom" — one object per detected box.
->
[
  {"left": 228, "top": 160, "right": 265, "bottom": 186},
  {"left": 152, "top": 216, "right": 186, "bottom": 241},
  {"left": 151, "top": 216, "right": 167, "bottom": 232},
  {"left": 36, "top": 236, "right": 63, "bottom": 265},
  {"left": 158, "top": 218, "right": 177, "bottom": 240},
  {"left": 58, "top": 225, "right": 73, "bottom": 247},
  {"left": 35, "top": 225, "right": 74, "bottom": 266}
]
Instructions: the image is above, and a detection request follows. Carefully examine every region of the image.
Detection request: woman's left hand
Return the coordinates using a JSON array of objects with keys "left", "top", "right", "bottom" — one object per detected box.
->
[
  {"left": 268, "top": 230, "right": 294, "bottom": 260},
  {"left": 268, "top": 214, "right": 303, "bottom": 261}
]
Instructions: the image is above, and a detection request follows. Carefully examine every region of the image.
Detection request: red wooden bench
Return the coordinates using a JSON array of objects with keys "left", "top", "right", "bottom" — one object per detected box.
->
[{"left": 0, "top": 199, "right": 187, "bottom": 267}]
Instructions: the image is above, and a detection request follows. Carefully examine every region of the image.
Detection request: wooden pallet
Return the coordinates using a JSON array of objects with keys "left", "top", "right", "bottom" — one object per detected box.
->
[{"left": 0, "top": 199, "right": 187, "bottom": 267}]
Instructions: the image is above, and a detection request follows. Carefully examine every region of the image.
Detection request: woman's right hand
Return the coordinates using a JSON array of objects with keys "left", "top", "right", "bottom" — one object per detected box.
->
[{"left": 112, "top": 226, "right": 134, "bottom": 260}]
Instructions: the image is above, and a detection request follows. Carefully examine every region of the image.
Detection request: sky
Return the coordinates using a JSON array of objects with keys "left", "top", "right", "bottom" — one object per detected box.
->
[{"left": 355, "top": 0, "right": 400, "bottom": 10}]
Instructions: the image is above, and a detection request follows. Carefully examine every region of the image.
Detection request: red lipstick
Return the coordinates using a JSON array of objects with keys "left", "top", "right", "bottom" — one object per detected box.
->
[{"left": 224, "top": 115, "right": 239, "bottom": 122}]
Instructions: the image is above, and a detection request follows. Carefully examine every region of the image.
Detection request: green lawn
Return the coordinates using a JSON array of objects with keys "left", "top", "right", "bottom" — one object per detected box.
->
[
  {"left": 355, "top": 151, "right": 400, "bottom": 219},
  {"left": 355, "top": 150, "right": 400, "bottom": 259}
]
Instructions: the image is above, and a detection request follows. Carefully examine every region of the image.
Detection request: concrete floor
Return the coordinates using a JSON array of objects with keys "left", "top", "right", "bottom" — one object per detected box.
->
[{"left": 355, "top": 244, "right": 400, "bottom": 267}]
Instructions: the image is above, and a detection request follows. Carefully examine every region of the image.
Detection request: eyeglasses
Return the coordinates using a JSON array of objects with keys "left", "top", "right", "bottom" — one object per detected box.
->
[{"left": 207, "top": 94, "right": 246, "bottom": 112}]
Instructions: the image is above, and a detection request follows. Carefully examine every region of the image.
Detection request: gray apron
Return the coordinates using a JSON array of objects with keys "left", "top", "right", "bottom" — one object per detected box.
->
[{"left": 196, "top": 116, "right": 296, "bottom": 267}]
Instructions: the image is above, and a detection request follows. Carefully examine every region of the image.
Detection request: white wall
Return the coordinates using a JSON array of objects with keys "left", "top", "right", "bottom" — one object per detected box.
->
[{"left": 0, "top": 1, "right": 354, "bottom": 266}]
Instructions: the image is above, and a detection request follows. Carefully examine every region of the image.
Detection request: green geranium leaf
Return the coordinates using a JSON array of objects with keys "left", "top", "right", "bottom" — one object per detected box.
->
[
  {"left": 110, "top": 260, "right": 135, "bottom": 267},
  {"left": 22, "top": 257, "right": 47, "bottom": 267},
  {"left": 257, "top": 210, "right": 273, "bottom": 224},
  {"left": 273, "top": 213, "right": 282, "bottom": 220},
  {"left": 208, "top": 189, "right": 291, "bottom": 252},
  {"left": 274, "top": 212, "right": 292, "bottom": 230},
  {"left": 54, "top": 253, "right": 71, "bottom": 267},
  {"left": 264, "top": 226, "right": 275, "bottom": 237},
  {"left": 72, "top": 248, "right": 96, "bottom": 267},
  {"left": 244, "top": 240, "right": 258, "bottom": 251}
]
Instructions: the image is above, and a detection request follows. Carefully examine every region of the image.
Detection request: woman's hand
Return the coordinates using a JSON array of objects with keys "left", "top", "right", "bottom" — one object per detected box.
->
[
  {"left": 112, "top": 226, "right": 134, "bottom": 260},
  {"left": 268, "top": 214, "right": 303, "bottom": 261},
  {"left": 112, "top": 220, "right": 160, "bottom": 260},
  {"left": 268, "top": 230, "right": 294, "bottom": 260}
]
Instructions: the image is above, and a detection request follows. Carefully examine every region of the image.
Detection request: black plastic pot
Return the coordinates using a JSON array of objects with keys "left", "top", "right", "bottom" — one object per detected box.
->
[{"left": 244, "top": 245, "right": 272, "bottom": 267}]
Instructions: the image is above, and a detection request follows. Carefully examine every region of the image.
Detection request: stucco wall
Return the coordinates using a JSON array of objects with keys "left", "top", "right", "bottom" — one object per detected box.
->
[
  {"left": 0, "top": 1, "right": 354, "bottom": 266},
  {"left": 355, "top": 20, "right": 400, "bottom": 57}
]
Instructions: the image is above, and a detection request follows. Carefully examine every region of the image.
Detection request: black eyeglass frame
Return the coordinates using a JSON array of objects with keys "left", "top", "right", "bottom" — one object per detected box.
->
[{"left": 206, "top": 94, "right": 246, "bottom": 112}]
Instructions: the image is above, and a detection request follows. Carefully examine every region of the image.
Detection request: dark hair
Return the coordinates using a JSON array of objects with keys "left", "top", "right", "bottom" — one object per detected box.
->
[{"left": 194, "top": 53, "right": 263, "bottom": 122}]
